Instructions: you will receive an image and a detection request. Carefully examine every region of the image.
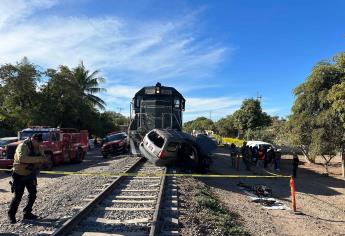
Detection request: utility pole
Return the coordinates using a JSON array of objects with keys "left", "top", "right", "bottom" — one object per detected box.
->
[
  {"left": 209, "top": 111, "right": 212, "bottom": 120},
  {"left": 256, "top": 92, "right": 262, "bottom": 102},
  {"left": 117, "top": 107, "right": 123, "bottom": 114}
]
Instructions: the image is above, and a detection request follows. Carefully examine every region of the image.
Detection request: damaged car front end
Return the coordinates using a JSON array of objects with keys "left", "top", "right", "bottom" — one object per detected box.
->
[{"left": 139, "top": 129, "right": 217, "bottom": 170}]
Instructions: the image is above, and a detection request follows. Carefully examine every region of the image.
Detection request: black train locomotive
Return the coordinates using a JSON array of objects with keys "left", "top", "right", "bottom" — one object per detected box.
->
[
  {"left": 128, "top": 83, "right": 216, "bottom": 170},
  {"left": 128, "top": 82, "right": 185, "bottom": 144}
]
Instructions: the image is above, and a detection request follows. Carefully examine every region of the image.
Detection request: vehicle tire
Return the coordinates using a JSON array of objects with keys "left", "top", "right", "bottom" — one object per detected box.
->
[
  {"left": 187, "top": 145, "right": 199, "bottom": 163},
  {"left": 43, "top": 153, "right": 54, "bottom": 171},
  {"left": 75, "top": 148, "right": 83, "bottom": 163}
]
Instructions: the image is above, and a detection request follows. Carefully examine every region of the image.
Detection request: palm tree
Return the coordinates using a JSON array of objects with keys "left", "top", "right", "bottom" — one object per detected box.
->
[{"left": 73, "top": 61, "right": 106, "bottom": 110}]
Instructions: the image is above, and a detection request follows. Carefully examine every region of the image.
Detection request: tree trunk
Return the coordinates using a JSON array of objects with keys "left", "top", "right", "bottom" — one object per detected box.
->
[
  {"left": 300, "top": 146, "right": 312, "bottom": 164},
  {"left": 321, "top": 155, "right": 329, "bottom": 175},
  {"left": 341, "top": 147, "right": 345, "bottom": 178}
]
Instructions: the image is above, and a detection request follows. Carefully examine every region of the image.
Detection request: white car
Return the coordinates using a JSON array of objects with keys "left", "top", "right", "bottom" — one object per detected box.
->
[{"left": 246, "top": 140, "right": 275, "bottom": 150}]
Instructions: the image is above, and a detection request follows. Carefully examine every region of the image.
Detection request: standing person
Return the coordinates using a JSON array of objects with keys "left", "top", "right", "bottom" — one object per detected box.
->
[
  {"left": 8, "top": 134, "right": 47, "bottom": 224},
  {"left": 93, "top": 137, "right": 98, "bottom": 148},
  {"left": 257, "top": 146, "right": 266, "bottom": 168},
  {"left": 274, "top": 150, "right": 281, "bottom": 171},
  {"left": 229, "top": 143, "right": 238, "bottom": 168},
  {"left": 267, "top": 147, "right": 275, "bottom": 169},
  {"left": 292, "top": 152, "right": 299, "bottom": 178},
  {"left": 241, "top": 142, "right": 249, "bottom": 170},
  {"left": 252, "top": 146, "right": 259, "bottom": 164},
  {"left": 243, "top": 145, "right": 252, "bottom": 171}
]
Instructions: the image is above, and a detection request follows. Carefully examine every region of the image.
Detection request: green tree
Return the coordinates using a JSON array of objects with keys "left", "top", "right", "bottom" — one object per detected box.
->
[
  {"left": 39, "top": 66, "right": 80, "bottom": 127},
  {"left": 0, "top": 57, "right": 41, "bottom": 132},
  {"left": 39, "top": 63, "right": 107, "bottom": 131},
  {"left": 96, "top": 112, "right": 128, "bottom": 136},
  {"left": 289, "top": 52, "right": 345, "bottom": 174},
  {"left": 214, "top": 115, "right": 238, "bottom": 137},
  {"left": 327, "top": 54, "right": 345, "bottom": 177},
  {"left": 0, "top": 58, "right": 123, "bottom": 140},
  {"left": 232, "top": 98, "right": 271, "bottom": 139},
  {"left": 249, "top": 116, "right": 287, "bottom": 145},
  {"left": 72, "top": 61, "right": 106, "bottom": 110},
  {"left": 183, "top": 117, "right": 214, "bottom": 134}
]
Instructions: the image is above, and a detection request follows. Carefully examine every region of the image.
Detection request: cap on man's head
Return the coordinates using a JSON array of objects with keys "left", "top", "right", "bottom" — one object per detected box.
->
[{"left": 31, "top": 133, "right": 43, "bottom": 142}]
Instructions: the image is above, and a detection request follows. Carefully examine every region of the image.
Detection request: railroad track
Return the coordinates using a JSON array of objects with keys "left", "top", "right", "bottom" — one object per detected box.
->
[{"left": 50, "top": 157, "right": 179, "bottom": 236}]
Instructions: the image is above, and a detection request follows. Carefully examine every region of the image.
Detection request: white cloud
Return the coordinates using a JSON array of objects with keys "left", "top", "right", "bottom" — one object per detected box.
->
[
  {"left": 0, "top": 3, "right": 227, "bottom": 82},
  {"left": 103, "top": 85, "right": 140, "bottom": 100},
  {"left": 186, "top": 97, "right": 242, "bottom": 113},
  {"left": 0, "top": 1, "right": 232, "bottom": 120},
  {"left": 183, "top": 97, "right": 243, "bottom": 121},
  {"left": 0, "top": 0, "right": 57, "bottom": 28}
]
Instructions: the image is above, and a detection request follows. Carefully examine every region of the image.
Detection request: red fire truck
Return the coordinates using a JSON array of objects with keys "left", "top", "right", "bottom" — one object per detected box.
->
[{"left": 0, "top": 127, "right": 88, "bottom": 170}]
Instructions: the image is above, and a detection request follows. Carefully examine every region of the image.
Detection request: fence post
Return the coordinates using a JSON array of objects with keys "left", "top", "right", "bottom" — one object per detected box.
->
[
  {"left": 290, "top": 177, "right": 297, "bottom": 212},
  {"left": 236, "top": 154, "right": 240, "bottom": 170}
]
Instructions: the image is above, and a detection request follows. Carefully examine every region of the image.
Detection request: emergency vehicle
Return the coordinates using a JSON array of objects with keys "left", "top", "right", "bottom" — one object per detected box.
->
[{"left": 0, "top": 127, "right": 88, "bottom": 170}]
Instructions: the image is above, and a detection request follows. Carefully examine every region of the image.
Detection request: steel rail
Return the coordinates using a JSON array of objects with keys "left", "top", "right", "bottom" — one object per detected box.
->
[
  {"left": 149, "top": 167, "right": 167, "bottom": 236},
  {"left": 51, "top": 157, "right": 144, "bottom": 236}
]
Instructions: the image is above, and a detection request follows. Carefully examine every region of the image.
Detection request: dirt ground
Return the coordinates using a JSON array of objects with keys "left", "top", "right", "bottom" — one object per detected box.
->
[
  {"left": 1, "top": 148, "right": 344, "bottom": 235},
  {"left": 201, "top": 147, "right": 345, "bottom": 236}
]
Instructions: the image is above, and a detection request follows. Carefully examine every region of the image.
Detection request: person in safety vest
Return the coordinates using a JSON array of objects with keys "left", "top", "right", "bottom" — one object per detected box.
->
[{"left": 7, "top": 133, "right": 47, "bottom": 224}]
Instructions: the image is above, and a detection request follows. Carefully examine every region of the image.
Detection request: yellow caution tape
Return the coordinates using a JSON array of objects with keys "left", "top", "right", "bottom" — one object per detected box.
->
[
  {"left": 263, "top": 169, "right": 281, "bottom": 176},
  {"left": 0, "top": 168, "right": 291, "bottom": 178}
]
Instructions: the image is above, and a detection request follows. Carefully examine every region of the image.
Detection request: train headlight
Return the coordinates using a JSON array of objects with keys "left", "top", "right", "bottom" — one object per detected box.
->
[
  {"left": 1, "top": 151, "right": 6, "bottom": 158},
  {"left": 155, "top": 82, "right": 161, "bottom": 94}
]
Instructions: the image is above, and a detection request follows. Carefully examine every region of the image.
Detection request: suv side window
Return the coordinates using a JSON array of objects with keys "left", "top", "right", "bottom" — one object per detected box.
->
[{"left": 148, "top": 131, "right": 165, "bottom": 148}]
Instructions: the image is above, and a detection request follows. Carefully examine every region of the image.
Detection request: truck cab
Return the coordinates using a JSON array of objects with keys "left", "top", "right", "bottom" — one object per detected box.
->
[{"left": 0, "top": 127, "right": 88, "bottom": 170}]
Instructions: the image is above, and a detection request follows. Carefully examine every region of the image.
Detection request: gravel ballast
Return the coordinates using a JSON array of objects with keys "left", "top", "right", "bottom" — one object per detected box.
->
[{"left": 0, "top": 150, "right": 138, "bottom": 235}]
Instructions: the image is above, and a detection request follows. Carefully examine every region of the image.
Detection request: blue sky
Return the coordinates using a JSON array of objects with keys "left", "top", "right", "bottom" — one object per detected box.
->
[{"left": 0, "top": 0, "right": 344, "bottom": 121}]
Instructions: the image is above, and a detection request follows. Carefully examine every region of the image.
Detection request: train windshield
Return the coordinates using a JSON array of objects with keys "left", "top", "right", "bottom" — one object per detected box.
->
[{"left": 19, "top": 131, "right": 50, "bottom": 141}]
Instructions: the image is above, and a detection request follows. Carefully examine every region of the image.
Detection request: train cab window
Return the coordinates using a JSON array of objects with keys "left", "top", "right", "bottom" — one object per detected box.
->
[
  {"left": 174, "top": 99, "right": 180, "bottom": 108},
  {"left": 147, "top": 131, "right": 165, "bottom": 148},
  {"left": 181, "top": 100, "right": 185, "bottom": 110}
]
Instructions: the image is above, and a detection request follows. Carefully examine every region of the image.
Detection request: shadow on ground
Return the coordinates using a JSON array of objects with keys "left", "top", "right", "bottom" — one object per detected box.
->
[{"left": 200, "top": 147, "right": 345, "bottom": 201}]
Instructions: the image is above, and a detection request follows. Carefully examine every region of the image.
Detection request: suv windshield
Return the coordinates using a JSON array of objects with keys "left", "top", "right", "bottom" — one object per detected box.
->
[
  {"left": 20, "top": 131, "right": 49, "bottom": 141},
  {"left": 105, "top": 134, "right": 123, "bottom": 142},
  {"left": 0, "top": 140, "right": 14, "bottom": 147}
]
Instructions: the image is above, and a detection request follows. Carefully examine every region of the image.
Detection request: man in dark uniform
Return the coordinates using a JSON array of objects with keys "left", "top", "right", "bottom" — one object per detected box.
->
[{"left": 8, "top": 133, "right": 47, "bottom": 224}]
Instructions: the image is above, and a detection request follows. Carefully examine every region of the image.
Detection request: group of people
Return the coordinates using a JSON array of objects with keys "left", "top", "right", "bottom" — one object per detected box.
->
[
  {"left": 228, "top": 142, "right": 299, "bottom": 177},
  {"left": 229, "top": 142, "right": 281, "bottom": 171}
]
